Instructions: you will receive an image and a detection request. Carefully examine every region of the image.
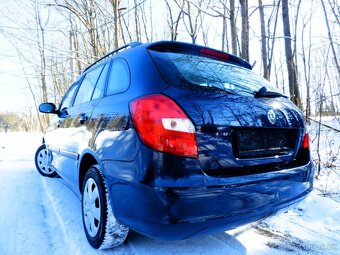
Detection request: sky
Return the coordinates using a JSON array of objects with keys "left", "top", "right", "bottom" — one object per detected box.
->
[
  {"left": 0, "top": 2, "right": 36, "bottom": 113},
  {"left": 0, "top": 34, "right": 34, "bottom": 112},
  {"left": 0, "top": 0, "right": 332, "bottom": 114}
]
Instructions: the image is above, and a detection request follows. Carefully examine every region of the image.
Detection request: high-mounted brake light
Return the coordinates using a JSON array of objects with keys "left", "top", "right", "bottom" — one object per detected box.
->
[
  {"left": 302, "top": 132, "right": 310, "bottom": 149},
  {"left": 129, "top": 94, "right": 198, "bottom": 158},
  {"left": 200, "top": 48, "right": 230, "bottom": 61}
]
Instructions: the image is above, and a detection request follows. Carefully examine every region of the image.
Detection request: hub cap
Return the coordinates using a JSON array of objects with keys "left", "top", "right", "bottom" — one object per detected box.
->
[
  {"left": 37, "top": 148, "right": 53, "bottom": 174},
  {"left": 83, "top": 178, "right": 101, "bottom": 237}
]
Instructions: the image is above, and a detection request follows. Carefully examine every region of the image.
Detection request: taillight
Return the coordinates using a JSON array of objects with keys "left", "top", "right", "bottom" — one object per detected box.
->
[
  {"left": 129, "top": 94, "right": 198, "bottom": 158},
  {"left": 302, "top": 132, "right": 310, "bottom": 149}
]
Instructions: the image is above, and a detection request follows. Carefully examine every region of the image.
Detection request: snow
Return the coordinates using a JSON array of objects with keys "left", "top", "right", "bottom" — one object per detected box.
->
[{"left": 0, "top": 126, "right": 339, "bottom": 255}]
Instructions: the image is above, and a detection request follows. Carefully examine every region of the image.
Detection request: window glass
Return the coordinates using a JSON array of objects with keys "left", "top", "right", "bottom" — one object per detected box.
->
[
  {"left": 74, "top": 65, "right": 104, "bottom": 106},
  {"left": 92, "top": 63, "right": 109, "bottom": 100},
  {"left": 107, "top": 59, "right": 130, "bottom": 95},
  {"left": 148, "top": 50, "right": 280, "bottom": 95},
  {"left": 59, "top": 82, "right": 79, "bottom": 111}
]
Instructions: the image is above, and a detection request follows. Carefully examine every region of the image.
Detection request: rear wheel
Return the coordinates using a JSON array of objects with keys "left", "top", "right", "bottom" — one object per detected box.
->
[
  {"left": 82, "top": 165, "right": 129, "bottom": 249},
  {"left": 34, "top": 144, "right": 58, "bottom": 177}
]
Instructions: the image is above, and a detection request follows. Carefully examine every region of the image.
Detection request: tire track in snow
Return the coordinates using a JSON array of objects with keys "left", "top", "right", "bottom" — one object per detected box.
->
[
  {"left": 0, "top": 166, "right": 54, "bottom": 255},
  {"left": 41, "top": 176, "right": 137, "bottom": 255},
  {"left": 42, "top": 177, "right": 83, "bottom": 254}
]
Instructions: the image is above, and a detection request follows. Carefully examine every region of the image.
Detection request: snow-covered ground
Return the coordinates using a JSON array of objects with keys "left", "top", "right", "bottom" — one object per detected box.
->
[{"left": 0, "top": 119, "right": 339, "bottom": 255}]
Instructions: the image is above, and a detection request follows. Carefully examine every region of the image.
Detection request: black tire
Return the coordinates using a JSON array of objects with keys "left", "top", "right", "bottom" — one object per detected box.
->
[
  {"left": 34, "top": 144, "right": 58, "bottom": 178},
  {"left": 82, "top": 165, "right": 129, "bottom": 249}
]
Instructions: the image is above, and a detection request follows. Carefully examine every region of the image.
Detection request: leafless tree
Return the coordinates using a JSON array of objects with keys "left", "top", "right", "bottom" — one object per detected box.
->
[
  {"left": 282, "top": 0, "right": 302, "bottom": 109},
  {"left": 257, "top": 0, "right": 280, "bottom": 80},
  {"left": 165, "top": 0, "right": 185, "bottom": 41},
  {"left": 267, "top": 0, "right": 280, "bottom": 80},
  {"left": 300, "top": 4, "right": 313, "bottom": 122},
  {"left": 52, "top": 0, "right": 101, "bottom": 58},
  {"left": 321, "top": 0, "right": 340, "bottom": 78},
  {"left": 108, "top": 0, "right": 121, "bottom": 48},
  {"left": 258, "top": 0, "right": 269, "bottom": 79},
  {"left": 133, "top": 0, "right": 142, "bottom": 41},
  {"left": 230, "top": 0, "right": 238, "bottom": 55},
  {"left": 239, "top": 0, "right": 249, "bottom": 61},
  {"left": 182, "top": 0, "right": 205, "bottom": 44}
]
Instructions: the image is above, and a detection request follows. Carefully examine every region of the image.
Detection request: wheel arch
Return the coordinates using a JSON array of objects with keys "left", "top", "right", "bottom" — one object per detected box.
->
[{"left": 78, "top": 150, "right": 100, "bottom": 193}]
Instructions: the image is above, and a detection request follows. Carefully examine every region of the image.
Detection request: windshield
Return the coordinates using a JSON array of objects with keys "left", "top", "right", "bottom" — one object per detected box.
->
[{"left": 149, "top": 50, "right": 280, "bottom": 95}]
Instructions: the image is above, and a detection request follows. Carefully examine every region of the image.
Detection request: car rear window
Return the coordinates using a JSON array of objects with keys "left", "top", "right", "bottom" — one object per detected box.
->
[{"left": 148, "top": 49, "right": 279, "bottom": 95}]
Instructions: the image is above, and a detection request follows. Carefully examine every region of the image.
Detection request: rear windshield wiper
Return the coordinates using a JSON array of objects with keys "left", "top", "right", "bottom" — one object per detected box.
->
[{"left": 254, "top": 86, "right": 287, "bottom": 98}]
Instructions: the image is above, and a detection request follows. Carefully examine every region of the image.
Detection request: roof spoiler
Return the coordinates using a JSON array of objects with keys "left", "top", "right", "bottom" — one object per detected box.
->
[{"left": 147, "top": 41, "right": 252, "bottom": 70}]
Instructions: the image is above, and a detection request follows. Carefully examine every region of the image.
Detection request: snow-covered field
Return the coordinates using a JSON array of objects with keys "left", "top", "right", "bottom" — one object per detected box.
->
[{"left": 0, "top": 119, "right": 339, "bottom": 255}]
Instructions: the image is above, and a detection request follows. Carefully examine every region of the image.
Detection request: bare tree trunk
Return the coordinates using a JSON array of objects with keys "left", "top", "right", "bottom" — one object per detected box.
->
[
  {"left": 282, "top": 0, "right": 302, "bottom": 109},
  {"left": 182, "top": 0, "right": 210, "bottom": 44},
  {"left": 140, "top": 1, "right": 150, "bottom": 42},
  {"left": 239, "top": 0, "right": 249, "bottom": 61},
  {"left": 301, "top": 7, "right": 312, "bottom": 123},
  {"left": 316, "top": 97, "right": 323, "bottom": 177},
  {"left": 230, "top": 0, "right": 237, "bottom": 55},
  {"left": 201, "top": 12, "right": 209, "bottom": 46},
  {"left": 321, "top": 0, "right": 340, "bottom": 78},
  {"left": 111, "top": 0, "right": 120, "bottom": 48},
  {"left": 165, "top": 0, "right": 184, "bottom": 41},
  {"left": 293, "top": 0, "right": 302, "bottom": 82},
  {"left": 279, "top": 55, "right": 286, "bottom": 94},
  {"left": 120, "top": 10, "right": 133, "bottom": 43},
  {"left": 258, "top": 0, "right": 268, "bottom": 79},
  {"left": 134, "top": 0, "right": 141, "bottom": 41},
  {"left": 221, "top": 5, "right": 227, "bottom": 51},
  {"left": 267, "top": 0, "right": 280, "bottom": 80},
  {"left": 149, "top": 1, "right": 154, "bottom": 42},
  {"left": 72, "top": 27, "right": 82, "bottom": 75},
  {"left": 185, "top": 0, "right": 197, "bottom": 43},
  {"left": 34, "top": 3, "right": 50, "bottom": 128}
]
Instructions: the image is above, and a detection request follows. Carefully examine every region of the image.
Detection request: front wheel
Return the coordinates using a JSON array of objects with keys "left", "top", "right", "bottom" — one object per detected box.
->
[
  {"left": 34, "top": 144, "right": 58, "bottom": 177},
  {"left": 82, "top": 165, "right": 129, "bottom": 249}
]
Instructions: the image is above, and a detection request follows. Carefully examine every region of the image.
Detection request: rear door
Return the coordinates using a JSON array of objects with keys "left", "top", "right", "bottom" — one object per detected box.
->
[
  {"left": 90, "top": 58, "right": 140, "bottom": 163},
  {"left": 51, "top": 63, "right": 109, "bottom": 186}
]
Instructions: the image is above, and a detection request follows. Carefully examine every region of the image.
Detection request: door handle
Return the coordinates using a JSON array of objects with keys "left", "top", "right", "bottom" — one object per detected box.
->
[{"left": 79, "top": 113, "right": 89, "bottom": 124}]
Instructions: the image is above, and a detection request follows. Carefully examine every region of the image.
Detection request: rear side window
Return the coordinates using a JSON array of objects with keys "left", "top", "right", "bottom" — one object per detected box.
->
[
  {"left": 106, "top": 59, "right": 130, "bottom": 95},
  {"left": 74, "top": 65, "right": 104, "bottom": 106},
  {"left": 148, "top": 50, "right": 279, "bottom": 95}
]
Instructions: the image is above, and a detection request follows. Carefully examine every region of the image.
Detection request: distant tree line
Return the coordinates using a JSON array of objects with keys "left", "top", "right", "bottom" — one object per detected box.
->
[{"left": 0, "top": 113, "right": 39, "bottom": 132}]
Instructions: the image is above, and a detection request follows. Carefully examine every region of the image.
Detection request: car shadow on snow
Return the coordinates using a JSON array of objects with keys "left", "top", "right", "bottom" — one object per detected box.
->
[{"left": 113, "top": 230, "right": 247, "bottom": 255}]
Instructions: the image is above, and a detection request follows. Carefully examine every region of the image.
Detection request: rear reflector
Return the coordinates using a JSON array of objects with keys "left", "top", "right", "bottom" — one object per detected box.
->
[
  {"left": 302, "top": 132, "right": 310, "bottom": 149},
  {"left": 129, "top": 94, "right": 198, "bottom": 158}
]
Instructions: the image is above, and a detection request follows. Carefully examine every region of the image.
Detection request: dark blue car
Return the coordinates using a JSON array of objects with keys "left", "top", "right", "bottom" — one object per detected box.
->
[{"left": 35, "top": 41, "right": 314, "bottom": 249}]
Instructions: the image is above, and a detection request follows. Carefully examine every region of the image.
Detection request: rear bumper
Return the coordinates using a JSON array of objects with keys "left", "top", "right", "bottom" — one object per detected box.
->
[{"left": 106, "top": 161, "right": 314, "bottom": 240}]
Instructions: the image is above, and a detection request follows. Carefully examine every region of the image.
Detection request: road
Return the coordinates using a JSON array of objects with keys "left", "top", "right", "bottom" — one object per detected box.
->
[{"left": 0, "top": 132, "right": 339, "bottom": 255}]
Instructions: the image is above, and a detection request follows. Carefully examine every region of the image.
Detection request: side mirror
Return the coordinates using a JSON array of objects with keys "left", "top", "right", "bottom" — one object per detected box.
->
[{"left": 39, "top": 103, "right": 57, "bottom": 114}]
